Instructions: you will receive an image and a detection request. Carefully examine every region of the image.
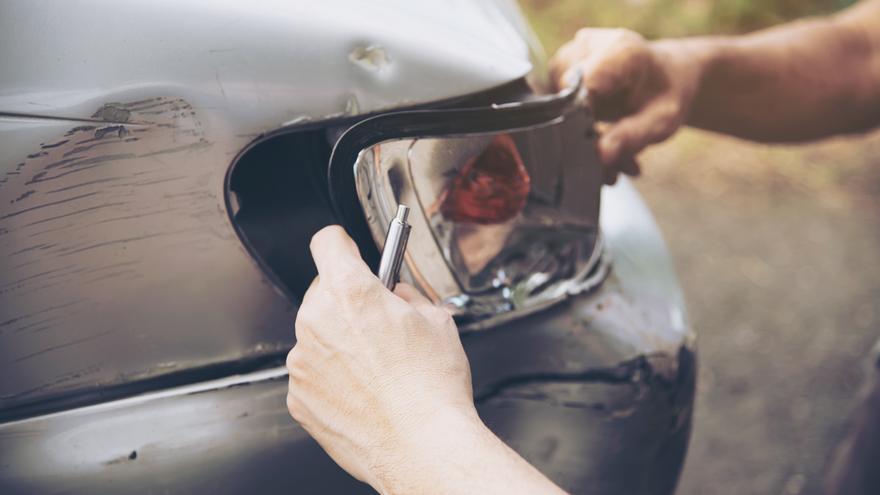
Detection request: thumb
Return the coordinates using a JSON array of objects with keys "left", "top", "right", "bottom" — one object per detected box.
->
[{"left": 309, "top": 225, "right": 374, "bottom": 283}]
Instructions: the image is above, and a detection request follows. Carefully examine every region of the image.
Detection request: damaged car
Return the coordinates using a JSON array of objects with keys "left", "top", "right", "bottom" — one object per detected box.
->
[{"left": 0, "top": 1, "right": 695, "bottom": 493}]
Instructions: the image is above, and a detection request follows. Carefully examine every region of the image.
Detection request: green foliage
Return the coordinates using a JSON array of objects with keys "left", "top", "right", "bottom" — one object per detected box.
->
[{"left": 521, "top": 0, "right": 858, "bottom": 53}]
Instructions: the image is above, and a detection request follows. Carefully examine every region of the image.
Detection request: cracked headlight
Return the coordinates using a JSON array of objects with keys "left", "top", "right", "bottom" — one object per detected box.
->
[{"left": 329, "top": 84, "right": 607, "bottom": 330}]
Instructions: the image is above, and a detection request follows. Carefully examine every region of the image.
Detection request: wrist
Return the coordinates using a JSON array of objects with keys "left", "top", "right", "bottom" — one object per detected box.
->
[
  {"left": 371, "top": 405, "right": 493, "bottom": 495},
  {"left": 651, "top": 35, "right": 726, "bottom": 76},
  {"left": 371, "top": 404, "right": 565, "bottom": 495},
  {"left": 649, "top": 36, "right": 732, "bottom": 126}
]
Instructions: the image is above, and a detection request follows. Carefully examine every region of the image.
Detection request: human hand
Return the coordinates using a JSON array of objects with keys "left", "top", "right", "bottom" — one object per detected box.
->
[
  {"left": 285, "top": 226, "right": 477, "bottom": 492},
  {"left": 550, "top": 28, "right": 705, "bottom": 184}
]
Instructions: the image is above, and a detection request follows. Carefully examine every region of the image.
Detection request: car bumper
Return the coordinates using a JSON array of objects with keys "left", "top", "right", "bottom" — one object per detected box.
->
[
  {"left": 0, "top": 180, "right": 695, "bottom": 494},
  {"left": 0, "top": 281, "right": 694, "bottom": 495}
]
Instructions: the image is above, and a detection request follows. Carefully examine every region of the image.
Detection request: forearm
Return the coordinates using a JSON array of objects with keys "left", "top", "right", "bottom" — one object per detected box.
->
[
  {"left": 373, "top": 407, "right": 567, "bottom": 495},
  {"left": 667, "top": 1, "right": 880, "bottom": 142}
]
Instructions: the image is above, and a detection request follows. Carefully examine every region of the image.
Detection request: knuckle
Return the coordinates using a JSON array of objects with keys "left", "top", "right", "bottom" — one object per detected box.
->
[
  {"left": 665, "top": 101, "right": 680, "bottom": 118},
  {"left": 550, "top": 41, "right": 572, "bottom": 61},
  {"left": 294, "top": 309, "right": 317, "bottom": 340},
  {"left": 658, "top": 99, "right": 681, "bottom": 119},
  {"left": 653, "top": 101, "right": 683, "bottom": 136},
  {"left": 285, "top": 392, "right": 304, "bottom": 420},
  {"left": 285, "top": 346, "right": 300, "bottom": 371},
  {"left": 616, "top": 42, "right": 645, "bottom": 64},
  {"left": 285, "top": 347, "right": 311, "bottom": 383},
  {"left": 297, "top": 285, "right": 332, "bottom": 321},
  {"left": 605, "top": 30, "right": 647, "bottom": 60},
  {"left": 548, "top": 57, "right": 570, "bottom": 84},
  {"left": 430, "top": 306, "right": 454, "bottom": 325},
  {"left": 294, "top": 302, "right": 316, "bottom": 325},
  {"left": 288, "top": 364, "right": 307, "bottom": 385},
  {"left": 613, "top": 28, "right": 644, "bottom": 45},
  {"left": 574, "top": 28, "right": 594, "bottom": 40}
]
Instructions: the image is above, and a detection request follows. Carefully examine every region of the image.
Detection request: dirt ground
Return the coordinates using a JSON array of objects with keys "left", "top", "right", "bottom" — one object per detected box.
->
[{"left": 633, "top": 129, "right": 880, "bottom": 495}]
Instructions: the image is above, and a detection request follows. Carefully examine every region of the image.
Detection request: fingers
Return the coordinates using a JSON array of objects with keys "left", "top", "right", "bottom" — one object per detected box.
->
[
  {"left": 595, "top": 99, "right": 678, "bottom": 185},
  {"left": 309, "top": 225, "right": 373, "bottom": 282},
  {"left": 618, "top": 155, "right": 642, "bottom": 178},
  {"left": 551, "top": 29, "right": 615, "bottom": 92},
  {"left": 601, "top": 155, "right": 641, "bottom": 186},
  {"left": 303, "top": 227, "right": 383, "bottom": 339},
  {"left": 550, "top": 26, "right": 682, "bottom": 184},
  {"left": 549, "top": 28, "right": 648, "bottom": 101},
  {"left": 598, "top": 99, "right": 681, "bottom": 164},
  {"left": 551, "top": 39, "right": 617, "bottom": 95}
]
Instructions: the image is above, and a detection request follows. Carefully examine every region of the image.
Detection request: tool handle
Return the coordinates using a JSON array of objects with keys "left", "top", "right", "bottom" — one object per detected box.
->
[{"left": 377, "top": 205, "right": 411, "bottom": 290}]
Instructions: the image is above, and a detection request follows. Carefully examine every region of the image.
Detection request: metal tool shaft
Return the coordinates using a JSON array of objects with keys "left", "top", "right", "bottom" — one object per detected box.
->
[{"left": 377, "top": 204, "right": 412, "bottom": 290}]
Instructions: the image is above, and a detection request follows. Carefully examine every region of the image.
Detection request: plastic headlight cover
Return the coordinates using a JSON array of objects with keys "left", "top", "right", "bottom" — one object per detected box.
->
[{"left": 330, "top": 87, "right": 606, "bottom": 329}]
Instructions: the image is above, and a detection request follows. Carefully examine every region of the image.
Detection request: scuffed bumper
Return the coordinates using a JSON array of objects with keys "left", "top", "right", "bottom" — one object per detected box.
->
[
  {"left": 0, "top": 179, "right": 694, "bottom": 494},
  {"left": 0, "top": 276, "right": 694, "bottom": 495}
]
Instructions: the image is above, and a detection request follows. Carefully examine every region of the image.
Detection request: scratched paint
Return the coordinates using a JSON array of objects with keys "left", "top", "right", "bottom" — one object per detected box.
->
[
  {"left": 0, "top": 105, "right": 694, "bottom": 493},
  {"left": 0, "top": 98, "right": 294, "bottom": 412},
  {"left": 0, "top": 2, "right": 696, "bottom": 492}
]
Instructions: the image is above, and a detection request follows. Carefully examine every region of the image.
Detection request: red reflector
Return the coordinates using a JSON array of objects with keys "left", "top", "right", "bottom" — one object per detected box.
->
[{"left": 440, "top": 134, "right": 530, "bottom": 224}]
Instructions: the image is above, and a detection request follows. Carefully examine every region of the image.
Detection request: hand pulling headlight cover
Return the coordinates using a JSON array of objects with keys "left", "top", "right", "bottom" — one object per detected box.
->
[{"left": 328, "top": 82, "right": 608, "bottom": 330}]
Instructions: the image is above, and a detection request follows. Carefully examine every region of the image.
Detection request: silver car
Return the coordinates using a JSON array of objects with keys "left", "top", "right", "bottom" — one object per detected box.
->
[{"left": 0, "top": 1, "right": 695, "bottom": 493}]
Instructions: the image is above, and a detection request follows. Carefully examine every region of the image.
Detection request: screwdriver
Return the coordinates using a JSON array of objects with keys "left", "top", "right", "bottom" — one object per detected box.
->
[{"left": 377, "top": 204, "right": 412, "bottom": 290}]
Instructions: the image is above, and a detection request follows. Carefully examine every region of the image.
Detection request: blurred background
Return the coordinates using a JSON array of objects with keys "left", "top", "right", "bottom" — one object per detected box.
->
[{"left": 522, "top": 1, "right": 880, "bottom": 494}]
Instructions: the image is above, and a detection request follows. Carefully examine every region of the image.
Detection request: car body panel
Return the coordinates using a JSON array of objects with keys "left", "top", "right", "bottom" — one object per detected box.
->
[
  {"left": 0, "top": 0, "right": 532, "bottom": 411},
  {"left": 0, "top": 99, "right": 295, "bottom": 413},
  {"left": 0, "top": 182, "right": 695, "bottom": 494}
]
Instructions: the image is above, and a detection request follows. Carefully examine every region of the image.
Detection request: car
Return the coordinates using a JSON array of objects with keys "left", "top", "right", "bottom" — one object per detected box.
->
[{"left": 0, "top": 1, "right": 695, "bottom": 493}]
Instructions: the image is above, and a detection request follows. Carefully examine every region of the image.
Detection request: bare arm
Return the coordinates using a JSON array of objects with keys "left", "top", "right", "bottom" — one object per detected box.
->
[
  {"left": 286, "top": 226, "right": 566, "bottom": 495},
  {"left": 382, "top": 406, "right": 568, "bottom": 494},
  {"left": 685, "top": 0, "right": 880, "bottom": 141},
  {"left": 550, "top": 0, "right": 880, "bottom": 181}
]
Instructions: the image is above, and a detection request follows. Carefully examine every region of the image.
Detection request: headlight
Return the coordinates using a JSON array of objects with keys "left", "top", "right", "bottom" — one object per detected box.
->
[{"left": 329, "top": 83, "right": 608, "bottom": 330}]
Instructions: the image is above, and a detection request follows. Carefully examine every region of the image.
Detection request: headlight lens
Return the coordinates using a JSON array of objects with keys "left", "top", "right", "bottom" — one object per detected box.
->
[{"left": 330, "top": 85, "right": 608, "bottom": 330}]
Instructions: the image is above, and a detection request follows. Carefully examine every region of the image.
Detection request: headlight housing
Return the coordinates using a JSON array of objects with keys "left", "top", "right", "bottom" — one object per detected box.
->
[{"left": 329, "top": 83, "right": 608, "bottom": 330}]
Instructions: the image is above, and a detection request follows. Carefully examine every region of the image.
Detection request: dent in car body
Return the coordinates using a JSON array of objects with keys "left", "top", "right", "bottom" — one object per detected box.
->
[
  {"left": 0, "top": 0, "right": 534, "bottom": 411},
  {"left": 0, "top": 0, "right": 531, "bottom": 127}
]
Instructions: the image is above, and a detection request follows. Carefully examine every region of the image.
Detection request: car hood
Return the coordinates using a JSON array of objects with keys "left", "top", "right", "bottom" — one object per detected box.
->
[{"left": 0, "top": 0, "right": 534, "bottom": 130}]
